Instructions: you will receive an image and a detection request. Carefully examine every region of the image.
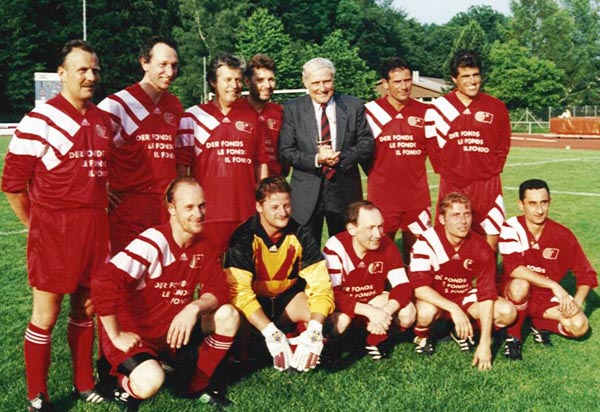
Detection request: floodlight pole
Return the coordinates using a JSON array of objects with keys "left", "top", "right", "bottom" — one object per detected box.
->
[{"left": 83, "top": 0, "right": 87, "bottom": 40}]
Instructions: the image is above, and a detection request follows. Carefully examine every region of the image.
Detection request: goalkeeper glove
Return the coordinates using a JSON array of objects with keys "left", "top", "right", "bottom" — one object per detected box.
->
[
  {"left": 261, "top": 322, "right": 293, "bottom": 371},
  {"left": 289, "top": 320, "right": 324, "bottom": 372}
]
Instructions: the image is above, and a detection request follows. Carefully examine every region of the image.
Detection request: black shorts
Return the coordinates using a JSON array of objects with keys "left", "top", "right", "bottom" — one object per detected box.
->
[{"left": 257, "top": 278, "right": 306, "bottom": 322}]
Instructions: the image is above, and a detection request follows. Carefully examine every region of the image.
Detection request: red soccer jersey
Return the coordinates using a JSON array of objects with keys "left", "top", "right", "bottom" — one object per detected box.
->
[
  {"left": 237, "top": 98, "right": 284, "bottom": 176},
  {"left": 92, "top": 223, "right": 230, "bottom": 340},
  {"left": 1, "top": 94, "right": 111, "bottom": 209},
  {"left": 409, "top": 225, "right": 497, "bottom": 302},
  {"left": 366, "top": 97, "right": 431, "bottom": 212},
  {"left": 499, "top": 215, "right": 597, "bottom": 301},
  {"left": 424, "top": 90, "right": 511, "bottom": 186},
  {"left": 176, "top": 103, "right": 268, "bottom": 223},
  {"left": 98, "top": 83, "right": 183, "bottom": 194},
  {"left": 323, "top": 231, "right": 412, "bottom": 317}
]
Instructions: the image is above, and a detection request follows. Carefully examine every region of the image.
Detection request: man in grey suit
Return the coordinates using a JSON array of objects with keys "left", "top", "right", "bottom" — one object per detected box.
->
[{"left": 279, "top": 57, "right": 374, "bottom": 247}]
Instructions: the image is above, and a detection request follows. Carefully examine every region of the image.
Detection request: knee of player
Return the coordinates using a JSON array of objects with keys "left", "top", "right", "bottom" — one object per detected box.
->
[
  {"left": 494, "top": 298, "right": 517, "bottom": 325},
  {"left": 129, "top": 363, "right": 165, "bottom": 399},
  {"left": 415, "top": 300, "right": 438, "bottom": 326},
  {"left": 213, "top": 304, "right": 240, "bottom": 334},
  {"left": 507, "top": 279, "right": 530, "bottom": 303},
  {"left": 566, "top": 314, "right": 589, "bottom": 337},
  {"left": 329, "top": 312, "right": 352, "bottom": 336},
  {"left": 31, "top": 306, "right": 61, "bottom": 331},
  {"left": 397, "top": 302, "right": 417, "bottom": 328}
]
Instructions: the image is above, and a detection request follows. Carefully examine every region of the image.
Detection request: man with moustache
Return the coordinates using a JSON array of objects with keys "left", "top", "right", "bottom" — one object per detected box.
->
[
  {"left": 177, "top": 53, "right": 268, "bottom": 255},
  {"left": 2, "top": 40, "right": 112, "bottom": 411}
]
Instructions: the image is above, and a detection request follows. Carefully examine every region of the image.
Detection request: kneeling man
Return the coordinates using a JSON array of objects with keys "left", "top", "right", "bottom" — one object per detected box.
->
[
  {"left": 92, "top": 177, "right": 238, "bottom": 411},
  {"left": 323, "top": 200, "right": 415, "bottom": 360},
  {"left": 409, "top": 192, "right": 516, "bottom": 371}
]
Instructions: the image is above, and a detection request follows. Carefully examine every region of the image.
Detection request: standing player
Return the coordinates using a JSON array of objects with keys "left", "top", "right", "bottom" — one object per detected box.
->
[
  {"left": 2, "top": 40, "right": 111, "bottom": 411},
  {"left": 499, "top": 179, "right": 597, "bottom": 360},
  {"left": 238, "top": 53, "right": 285, "bottom": 177},
  {"left": 225, "top": 177, "right": 334, "bottom": 372},
  {"left": 98, "top": 36, "right": 183, "bottom": 255},
  {"left": 323, "top": 200, "right": 415, "bottom": 360},
  {"left": 177, "top": 53, "right": 269, "bottom": 255},
  {"left": 424, "top": 50, "right": 510, "bottom": 250},
  {"left": 92, "top": 177, "right": 239, "bottom": 411},
  {"left": 365, "top": 57, "right": 432, "bottom": 262},
  {"left": 409, "top": 193, "right": 516, "bottom": 371}
]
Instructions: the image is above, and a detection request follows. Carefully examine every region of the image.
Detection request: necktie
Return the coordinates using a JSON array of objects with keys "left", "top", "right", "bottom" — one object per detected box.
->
[{"left": 319, "top": 104, "right": 335, "bottom": 180}]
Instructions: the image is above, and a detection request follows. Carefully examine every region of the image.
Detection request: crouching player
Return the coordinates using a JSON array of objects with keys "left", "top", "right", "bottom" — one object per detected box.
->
[
  {"left": 91, "top": 177, "right": 239, "bottom": 411},
  {"left": 225, "top": 177, "right": 335, "bottom": 372},
  {"left": 323, "top": 200, "right": 415, "bottom": 360},
  {"left": 409, "top": 193, "right": 516, "bottom": 371},
  {"left": 499, "top": 179, "right": 597, "bottom": 360}
]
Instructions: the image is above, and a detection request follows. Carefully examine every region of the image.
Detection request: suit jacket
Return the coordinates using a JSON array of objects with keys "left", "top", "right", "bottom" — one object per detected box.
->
[{"left": 279, "top": 94, "right": 374, "bottom": 225}]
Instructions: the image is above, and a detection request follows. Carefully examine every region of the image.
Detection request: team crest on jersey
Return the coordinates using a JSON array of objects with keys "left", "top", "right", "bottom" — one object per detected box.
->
[
  {"left": 95, "top": 125, "right": 108, "bottom": 139},
  {"left": 164, "top": 112, "right": 176, "bottom": 126},
  {"left": 475, "top": 111, "right": 494, "bottom": 124},
  {"left": 368, "top": 261, "right": 384, "bottom": 274},
  {"left": 542, "top": 248, "right": 560, "bottom": 260},
  {"left": 235, "top": 121, "right": 253, "bottom": 133},
  {"left": 267, "top": 119, "right": 279, "bottom": 131},
  {"left": 408, "top": 116, "right": 424, "bottom": 128},
  {"left": 463, "top": 259, "right": 474, "bottom": 271},
  {"left": 189, "top": 254, "right": 205, "bottom": 268}
]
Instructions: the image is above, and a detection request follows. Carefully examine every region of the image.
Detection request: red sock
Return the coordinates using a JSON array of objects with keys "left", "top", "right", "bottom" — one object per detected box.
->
[
  {"left": 188, "top": 334, "right": 234, "bottom": 393},
  {"left": 118, "top": 374, "right": 142, "bottom": 399},
  {"left": 531, "top": 318, "right": 574, "bottom": 337},
  {"left": 506, "top": 300, "right": 528, "bottom": 340},
  {"left": 68, "top": 316, "right": 95, "bottom": 392},
  {"left": 413, "top": 326, "right": 430, "bottom": 338},
  {"left": 25, "top": 323, "right": 52, "bottom": 400},
  {"left": 366, "top": 333, "right": 388, "bottom": 347}
]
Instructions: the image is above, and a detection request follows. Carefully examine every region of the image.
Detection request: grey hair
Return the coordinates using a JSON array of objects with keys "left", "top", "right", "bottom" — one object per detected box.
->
[{"left": 302, "top": 57, "right": 336, "bottom": 81}]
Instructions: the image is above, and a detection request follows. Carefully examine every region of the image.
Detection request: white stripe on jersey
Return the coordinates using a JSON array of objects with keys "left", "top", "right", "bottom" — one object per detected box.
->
[
  {"left": 41, "top": 144, "right": 61, "bottom": 170},
  {"left": 115, "top": 89, "right": 150, "bottom": 123},
  {"left": 113, "top": 228, "right": 176, "bottom": 285},
  {"left": 99, "top": 91, "right": 150, "bottom": 148},
  {"left": 499, "top": 216, "right": 530, "bottom": 255},
  {"left": 424, "top": 108, "right": 449, "bottom": 148},
  {"left": 365, "top": 101, "right": 392, "bottom": 139},
  {"left": 7, "top": 135, "right": 46, "bottom": 157},
  {"left": 432, "top": 96, "right": 461, "bottom": 124},
  {"left": 480, "top": 195, "right": 505, "bottom": 235},
  {"left": 184, "top": 106, "right": 220, "bottom": 146},
  {"left": 461, "top": 289, "right": 478, "bottom": 305},
  {"left": 36, "top": 102, "right": 81, "bottom": 137},
  {"left": 387, "top": 267, "right": 408, "bottom": 287},
  {"left": 410, "top": 228, "right": 449, "bottom": 273},
  {"left": 323, "top": 236, "right": 356, "bottom": 287},
  {"left": 16, "top": 116, "right": 74, "bottom": 156},
  {"left": 407, "top": 209, "right": 432, "bottom": 236}
]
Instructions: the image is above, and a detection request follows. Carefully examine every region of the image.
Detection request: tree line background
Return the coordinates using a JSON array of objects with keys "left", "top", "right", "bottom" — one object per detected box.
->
[{"left": 0, "top": 0, "right": 598, "bottom": 121}]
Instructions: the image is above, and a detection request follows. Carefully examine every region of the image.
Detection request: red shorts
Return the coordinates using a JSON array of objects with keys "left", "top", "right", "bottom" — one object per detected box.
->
[
  {"left": 202, "top": 221, "right": 243, "bottom": 256},
  {"left": 528, "top": 293, "right": 560, "bottom": 318},
  {"left": 443, "top": 289, "right": 479, "bottom": 312},
  {"left": 28, "top": 206, "right": 109, "bottom": 294},
  {"left": 109, "top": 192, "right": 168, "bottom": 255},
  {"left": 438, "top": 176, "right": 505, "bottom": 236},
  {"left": 381, "top": 207, "right": 431, "bottom": 236}
]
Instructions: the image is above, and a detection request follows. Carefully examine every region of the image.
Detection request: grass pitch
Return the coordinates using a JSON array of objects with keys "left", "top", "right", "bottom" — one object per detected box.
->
[{"left": 1, "top": 137, "right": 599, "bottom": 412}]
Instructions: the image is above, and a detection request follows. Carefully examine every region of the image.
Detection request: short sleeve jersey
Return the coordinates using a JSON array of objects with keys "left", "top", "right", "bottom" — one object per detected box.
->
[
  {"left": 499, "top": 215, "right": 597, "bottom": 300},
  {"left": 237, "top": 98, "right": 284, "bottom": 176},
  {"left": 424, "top": 90, "right": 511, "bottom": 186},
  {"left": 409, "top": 225, "right": 497, "bottom": 302},
  {"left": 225, "top": 215, "right": 334, "bottom": 318},
  {"left": 98, "top": 83, "right": 183, "bottom": 194},
  {"left": 92, "top": 223, "right": 230, "bottom": 340},
  {"left": 2, "top": 94, "right": 111, "bottom": 209},
  {"left": 323, "top": 231, "right": 412, "bottom": 317},
  {"left": 176, "top": 103, "right": 268, "bottom": 223},
  {"left": 366, "top": 97, "right": 431, "bottom": 211}
]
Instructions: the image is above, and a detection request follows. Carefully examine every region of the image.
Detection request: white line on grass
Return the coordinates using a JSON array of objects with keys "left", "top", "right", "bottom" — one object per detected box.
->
[
  {"left": 506, "top": 157, "right": 600, "bottom": 167},
  {"left": 504, "top": 186, "right": 600, "bottom": 197},
  {"left": 0, "top": 229, "right": 28, "bottom": 236}
]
